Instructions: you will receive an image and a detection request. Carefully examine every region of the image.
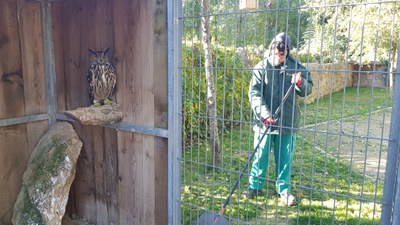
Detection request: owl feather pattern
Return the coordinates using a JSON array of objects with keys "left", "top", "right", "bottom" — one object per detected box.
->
[{"left": 87, "top": 48, "right": 116, "bottom": 106}]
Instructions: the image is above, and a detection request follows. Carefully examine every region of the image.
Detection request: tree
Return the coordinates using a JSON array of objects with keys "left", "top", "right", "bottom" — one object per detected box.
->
[
  {"left": 303, "top": 0, "right": 399, "bottom": 93},
  {"left": 200, "top": 0, "right": 220, "bottom": 165},
  {"left": 183, "top": 0, "right": 310, "bottom": 48}
]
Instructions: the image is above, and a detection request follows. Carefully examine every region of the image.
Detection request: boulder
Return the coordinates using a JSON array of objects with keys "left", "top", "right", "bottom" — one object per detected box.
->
[{"left": 12, "top": 122, "right": 82, "bottom": 225}]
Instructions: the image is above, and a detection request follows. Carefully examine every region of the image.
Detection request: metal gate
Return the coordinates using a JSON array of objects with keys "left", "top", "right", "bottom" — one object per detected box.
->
[{"left": 168, "top": 0, "right": 400, "bottom": 224}]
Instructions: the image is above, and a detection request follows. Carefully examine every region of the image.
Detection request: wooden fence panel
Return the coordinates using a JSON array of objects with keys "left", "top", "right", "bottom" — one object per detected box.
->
[
  {"left": 113, "top": 0, "right": 156, "bottom": 224},
  {"left": 52, "top": 0, "right": 120, "bottom": 223},
  {"left": 52, "top": 0, "right": 167, "bottom": 224},
  {"left": 0, "top": 0, "right": 41, "bottom": 224},
  {"left": 153, "top": 0, "right": 168, "bottom": 224},
  {"left": 18, "top": 0, "right": 48, "bottom": 154},
  {"left": 0, "top": 0, "right": 169, "bottom": 224}
]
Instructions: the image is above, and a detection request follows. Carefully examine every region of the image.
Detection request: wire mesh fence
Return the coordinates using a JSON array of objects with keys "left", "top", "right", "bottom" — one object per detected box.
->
[{"left": 177, "top": 0, "right": 399, "bottom": 224}]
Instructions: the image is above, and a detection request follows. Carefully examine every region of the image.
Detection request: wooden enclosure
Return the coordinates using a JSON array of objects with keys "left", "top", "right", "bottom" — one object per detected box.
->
[{"left": 0, "top": 0, "right": 169, "bottom": 224}]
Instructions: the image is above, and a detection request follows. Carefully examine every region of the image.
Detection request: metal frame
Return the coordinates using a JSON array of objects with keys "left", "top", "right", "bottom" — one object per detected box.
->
[
  {"left": 0, "top": 114, "right": 48, "bottom": 127},
  {"left": 167, "top": 0, "right": 182, "bottom": 224},
  {"left": 41, "top": 0, "right": 57, "bottom": 126},
  {"left": 381, "top": 41, "right": 400, "bottom": 225}
]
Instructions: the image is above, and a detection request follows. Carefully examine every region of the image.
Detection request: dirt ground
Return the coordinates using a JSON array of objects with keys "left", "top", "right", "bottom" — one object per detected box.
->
[{"left": 302, "top": 108, "right": 392, "bottom": 180}]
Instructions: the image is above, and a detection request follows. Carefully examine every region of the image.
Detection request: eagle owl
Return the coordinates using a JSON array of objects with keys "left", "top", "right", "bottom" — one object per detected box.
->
[{"left": 87, "top": 48, "right": 116, "bottom": 106}]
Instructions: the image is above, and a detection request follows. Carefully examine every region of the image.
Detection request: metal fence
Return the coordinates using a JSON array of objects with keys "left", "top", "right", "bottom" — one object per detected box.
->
[{"left": 169, "top": 0, "right": 400, "bottom": 224}]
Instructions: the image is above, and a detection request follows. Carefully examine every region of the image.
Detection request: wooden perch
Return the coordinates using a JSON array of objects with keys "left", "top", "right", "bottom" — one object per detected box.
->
[{"left": 64, "top": 102, "right": 123, "bottom": 126}]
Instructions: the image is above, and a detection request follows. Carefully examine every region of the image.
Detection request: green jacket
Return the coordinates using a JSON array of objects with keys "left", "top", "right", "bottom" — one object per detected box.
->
[{"left": 249, "top": 54, "right": 313, "bottom": 134}]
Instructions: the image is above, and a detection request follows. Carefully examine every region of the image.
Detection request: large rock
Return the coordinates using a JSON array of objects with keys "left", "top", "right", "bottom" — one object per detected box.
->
[{"left": 12, "top": 122, "right": 82, "bottom": 225}]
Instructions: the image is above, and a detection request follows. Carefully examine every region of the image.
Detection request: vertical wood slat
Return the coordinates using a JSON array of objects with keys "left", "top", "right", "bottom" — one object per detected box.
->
[
  {"left": 103, "top": 128, "right": 119, "bottom": 225},
  {"left": 114, "top": 0, "right": 157, "bottom": 224},
  {"left": 84, "top": 1, "right": 117, "bottom": 224},
  {"left": 55, "top": 0, "right": 97, "bottom": 222},
  {"left": 1, "top": 1, "right": 34, "bottom": 224},
  {"left": 18, "top": 0, "right": 48, "bottom": 154},
  {"left": 0, "top": 2, "right": 28, "bottom": 223},
  {"left": 53, "top": 0, "right": 120, "bottom": 224},
  {"left": 92, "top": 126, "right": 108, "bottom": 224},
  {"left": 153, "top": 0, "right": 169, "bottom": 224},
  {"left": 58, "top": 0, "right": 88, "bottom": 109}
]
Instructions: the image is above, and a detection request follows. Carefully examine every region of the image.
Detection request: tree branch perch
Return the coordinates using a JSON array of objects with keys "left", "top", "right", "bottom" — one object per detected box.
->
[{"left": 64, "top": 102, "right": 122, "bottom": 126}]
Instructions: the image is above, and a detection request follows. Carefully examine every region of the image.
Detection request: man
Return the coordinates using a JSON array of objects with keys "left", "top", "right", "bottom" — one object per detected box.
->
[{"left": 242, "top": 32, "right": 313, "bottom": 206}]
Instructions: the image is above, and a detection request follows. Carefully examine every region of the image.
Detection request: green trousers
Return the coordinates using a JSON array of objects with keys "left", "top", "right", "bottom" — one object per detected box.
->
[{"left": 249, "top": 129, "right": 296, "bottom": 194}]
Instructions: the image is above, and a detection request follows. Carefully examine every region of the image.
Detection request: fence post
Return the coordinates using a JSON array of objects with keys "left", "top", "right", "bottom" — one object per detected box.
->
[
  {"left": 168, "top": 0, "right": 182, "bottom": 224},
  {"left": 391, "top": 42, "right": 400, "bottom": 223},
  {"left": 381, "top": 43, "right": 400, "bottom": 225}
]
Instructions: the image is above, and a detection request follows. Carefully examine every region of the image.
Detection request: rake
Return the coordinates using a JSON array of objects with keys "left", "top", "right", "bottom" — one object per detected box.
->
[{"left": 194, "top": 82, "right": 296, "bottom": 225}]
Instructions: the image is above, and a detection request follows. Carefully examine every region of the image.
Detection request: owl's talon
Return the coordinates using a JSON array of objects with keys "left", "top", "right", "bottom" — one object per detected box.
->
[
  {"left": 92, "top": 101, "right": 101, "bottom": 107},
  {"left": 104, "top": 99, "right": 111, "bottom": 105}
]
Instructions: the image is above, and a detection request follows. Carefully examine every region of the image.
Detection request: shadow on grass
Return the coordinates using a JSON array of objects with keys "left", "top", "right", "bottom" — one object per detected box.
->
[{"left": 296, "top": 203, "right": 381, "bottom": 225}]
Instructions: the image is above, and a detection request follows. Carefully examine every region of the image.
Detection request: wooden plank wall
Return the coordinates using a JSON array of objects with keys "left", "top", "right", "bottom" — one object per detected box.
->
[
  {"left": 52, "top": 0, "right": 168, "bottom": 225},
  {"left": 0, "top": 0, "right": 48, "bottom": 224}
]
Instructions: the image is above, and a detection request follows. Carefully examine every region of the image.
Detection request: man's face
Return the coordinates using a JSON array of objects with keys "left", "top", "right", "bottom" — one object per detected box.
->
[{"left": 270, "top": 49, "right": 287, "bottom": 66}]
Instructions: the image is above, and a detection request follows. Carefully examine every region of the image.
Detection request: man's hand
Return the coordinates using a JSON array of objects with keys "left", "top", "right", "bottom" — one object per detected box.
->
[
  {"left": 291, "top": 72, "right": 302, "bottom": 87},
  {"left": 263, "top": 117, "right": 276, "bottom": 126}
]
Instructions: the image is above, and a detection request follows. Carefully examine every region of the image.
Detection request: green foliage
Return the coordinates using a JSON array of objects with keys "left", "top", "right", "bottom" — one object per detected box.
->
[
  {"left": 182, "top": 0, "right": 310, "bottom": 48},
  {"left": 303, "top": 0, "right": 399, "bottom": 64},
  {"left": 183, "top": 0, "right": 399, "bottom": 65},
  {"left": 182, "top": 43, "right": 259, "bottom": 143}
]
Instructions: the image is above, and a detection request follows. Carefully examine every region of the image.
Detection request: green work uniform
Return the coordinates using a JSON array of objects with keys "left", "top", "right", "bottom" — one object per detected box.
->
[
  {"left": 250, "top": 129, "right": 296, "bottom": 193},
  {"left": 248, "top": 53, "right": 313, "bottom": 194}
]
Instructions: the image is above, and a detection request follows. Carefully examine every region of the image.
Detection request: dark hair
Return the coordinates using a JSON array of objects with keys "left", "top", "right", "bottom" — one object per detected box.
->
[{"left": 270, "top": 41, "right": 287, "bottom": 53}]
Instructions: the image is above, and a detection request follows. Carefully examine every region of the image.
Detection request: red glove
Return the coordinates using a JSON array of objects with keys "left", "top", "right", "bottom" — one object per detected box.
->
[
  {"left": 291, "top": 72, "right": 302, "bottom": 87},
  {"left": 263, "top": 117, "right": 276, "bottom": 125}
]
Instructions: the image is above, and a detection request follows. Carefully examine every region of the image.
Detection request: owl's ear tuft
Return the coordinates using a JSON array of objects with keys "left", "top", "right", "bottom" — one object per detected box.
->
[
  {"left": 88, "top": 49, "right": 97, "bottom": 56},
  {"left": 104, "top": 48, "right": 110, "bottom": 55}
]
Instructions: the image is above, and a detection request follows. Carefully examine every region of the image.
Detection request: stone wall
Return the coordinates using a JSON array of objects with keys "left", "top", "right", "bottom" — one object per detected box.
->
[
  {"left": 351, "top": 63, "right": 389, "bottom": 87},
  {"left": 303, "top": 63, "right": 354, "bottom": 103},
  {"left": 302, "top": 63, "right": 388, "bottom": 103}
]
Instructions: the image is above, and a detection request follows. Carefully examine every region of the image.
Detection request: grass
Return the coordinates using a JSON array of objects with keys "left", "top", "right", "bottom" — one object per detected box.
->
[
  {"left": 181, "top": 87, "right": 391, "bottom": 225},
  {"left": 301, "top": 86, "right": 392, "bottom": 125}
]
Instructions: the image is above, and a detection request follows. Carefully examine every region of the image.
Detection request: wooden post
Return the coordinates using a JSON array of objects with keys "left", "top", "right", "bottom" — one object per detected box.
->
[{"left": 239, "top": 0, "right": 258, "bottom": 10}]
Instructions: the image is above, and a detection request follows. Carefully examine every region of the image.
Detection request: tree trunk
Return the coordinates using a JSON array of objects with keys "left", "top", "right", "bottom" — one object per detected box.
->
[{"left": 200, "top": 0, "right": 220, "bottom": 165}]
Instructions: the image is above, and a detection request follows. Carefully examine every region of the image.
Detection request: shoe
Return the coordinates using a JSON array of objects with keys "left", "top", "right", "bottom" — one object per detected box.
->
[
  {"left": 242, "top": 188, "right": 262, "bottom": 199},
  {"left": 280, "top": 193, "right": 297, "bottom": 206}
]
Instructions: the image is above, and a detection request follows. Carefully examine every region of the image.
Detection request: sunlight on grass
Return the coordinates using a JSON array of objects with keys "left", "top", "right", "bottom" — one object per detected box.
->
[{"left": 181, "top": 87, "right": 389, "bottom": 224}]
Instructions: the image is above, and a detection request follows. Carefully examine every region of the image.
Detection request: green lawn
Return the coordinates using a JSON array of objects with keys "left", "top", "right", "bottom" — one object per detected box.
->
[{"left": 181, "top": 87, "right": 391, "bottom": 225}]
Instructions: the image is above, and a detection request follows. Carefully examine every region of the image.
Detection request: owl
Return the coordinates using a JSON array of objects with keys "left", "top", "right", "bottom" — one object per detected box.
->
[{"left": 87, "top": 48, "right": 117, "bottom": 106}]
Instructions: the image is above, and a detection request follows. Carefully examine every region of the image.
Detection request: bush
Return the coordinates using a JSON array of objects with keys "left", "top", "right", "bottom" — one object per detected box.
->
[{"left": 181, "top": 43, "right": 260, "bottom": 143}]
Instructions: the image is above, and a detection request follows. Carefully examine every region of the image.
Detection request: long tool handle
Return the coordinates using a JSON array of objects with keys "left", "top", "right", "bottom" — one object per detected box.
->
[{"left": 214, "top": 82, "right": 295, "bottom": 223}]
